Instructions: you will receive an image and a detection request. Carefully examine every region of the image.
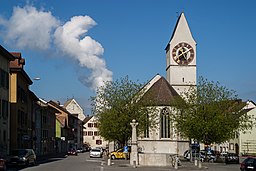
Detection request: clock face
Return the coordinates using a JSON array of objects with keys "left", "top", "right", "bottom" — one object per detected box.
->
[{"left": 172, "top": 42, "right": 194, "bottom": 65}]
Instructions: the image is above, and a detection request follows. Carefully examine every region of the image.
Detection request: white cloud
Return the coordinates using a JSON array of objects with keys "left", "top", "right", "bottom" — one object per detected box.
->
[
  {"left": 0, "top": 5, "right": 112, "bottom": 91},
  {"left": 0, "top": 5, "right": 60, "bottom": 50},
  {"left": 54, "top": 16, "right": 113, "bottom": 90}
]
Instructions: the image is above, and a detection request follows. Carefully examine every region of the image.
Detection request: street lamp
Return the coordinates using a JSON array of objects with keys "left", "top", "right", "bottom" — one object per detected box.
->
[{"left": 33, "top": 77, "right": 41, "bottom": 81}]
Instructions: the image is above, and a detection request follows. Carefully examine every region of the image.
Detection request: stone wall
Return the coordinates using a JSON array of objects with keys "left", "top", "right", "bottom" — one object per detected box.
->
[
  {"left": 138, "top": 153, "right": 172, "bottom": 166},
  {"left": 138, "top": 140, "right": 189, "bottom": 156}
]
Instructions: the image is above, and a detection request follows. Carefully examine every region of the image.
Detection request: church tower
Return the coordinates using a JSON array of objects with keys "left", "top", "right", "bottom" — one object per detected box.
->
[{"left": 165, "top": 12, "right": 196, "bottom": 95}]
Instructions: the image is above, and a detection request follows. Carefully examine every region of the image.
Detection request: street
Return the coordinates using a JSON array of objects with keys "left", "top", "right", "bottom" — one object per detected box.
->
[{"left": 6, "top": 152, "right": 241, "bottom": 171}]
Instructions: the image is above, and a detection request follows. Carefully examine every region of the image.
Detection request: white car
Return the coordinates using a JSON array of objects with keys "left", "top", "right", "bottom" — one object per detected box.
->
[
  {"left": 95, "top": 147, "right": 104, "bottom": 155},
  {"left": 89, "top": 149, "right": 102, "bottom": 158}
]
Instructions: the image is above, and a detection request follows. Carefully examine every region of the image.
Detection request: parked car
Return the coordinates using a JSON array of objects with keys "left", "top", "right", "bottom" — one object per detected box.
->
[
  {"left": 89, "top": 149, "right": 102, "bottom": 158},
  {"left": 95, "top": 147, "right": 104, "bottom": 155},
  {"left": 7, "top": 149, "right": 36, "bottom": 166},
  {"left": 240, "top": 157, "right": 256, "bottom": 171},
  {"left": 110, "top": 146, "right": 131, "bottom": 160},
  {"left": 76, "top": 148, "right": 83, "bottom": 153},
  {"left": 67, "top": 148, "right": 78, "bottom": 156},
  {"left": 225, "top": 153, "right": 239, "bottom": 164},
  {"left": 83, "top": 145, "right": 91, "bottom": 152},
  {"left": 0, "top": 157, "right": 6, "bottom": 171}
]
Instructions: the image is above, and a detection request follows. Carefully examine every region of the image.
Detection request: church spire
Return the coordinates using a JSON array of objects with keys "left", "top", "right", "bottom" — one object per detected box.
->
[
  {"left": 165, "top": 12, "right": 196, "bottom": 51},
  {"left": 165, "top": 12, "right": 197, "bottom": 95}
]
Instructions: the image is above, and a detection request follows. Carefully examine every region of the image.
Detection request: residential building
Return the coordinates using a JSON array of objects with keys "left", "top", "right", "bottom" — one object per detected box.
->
[
  {"left": 0, "top": 45, "right": 14, "bottom": 157},
  {"left": 63, "top": 98, "right": 85, "bottom": 148},
  {"left": 55, "top": 116, "right": 66, "bottom": 153},
  {"left": 34, "top": 98, "right": 58, "bottom": 156},
  {"left": 211, "top": 100, "right": 256, "bottom": 154},
  {"left": 239, "top": 106, "right": 256, "bottom": 155},
  {"left": 63, "top": 98, "right": 86, "bottom": 121},
  {"left": 83, "top": 115, "right": 108, "bottom": 149},
  {"left": 9, "top": 52, "right": 38, "bottom": 151},
  {"left": 48, "top": 100, "right": 80, "bottom": 151},
  {"left": 67, "top": 111, "right": 79, "bottom": 149},
  {"left": 228, "top": 101, "right": 256, "bottom": 155}
]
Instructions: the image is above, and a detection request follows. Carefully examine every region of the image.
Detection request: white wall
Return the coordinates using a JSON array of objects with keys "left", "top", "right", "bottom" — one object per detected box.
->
[
  {"left": 239, "top": 108, "right": 256, "bottom": 154},
  {"left": 83, "top": 116, "right": 108, "bottom": 149}
]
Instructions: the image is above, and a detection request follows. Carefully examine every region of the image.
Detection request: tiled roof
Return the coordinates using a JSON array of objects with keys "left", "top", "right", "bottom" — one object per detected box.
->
[
  {"left": 83, "top": 115, "right": 93, "bottom": 124},
  {"left": 49, "top": 100, "right": 70, "bottom": 114},
  {"left": 63, "top": 99, "right": 73, "bottom": 108},
  {"left": 63, "top": 98, "right": 84, "bottom": 113},
  {"left": 243, "top": 108, "right": 254, "bottom": 113},
  {"left": 139, "top": 76, "right": 180, "bottom": 106},
  {"left": 56, "top": 115, "right": 66, "bottom": 127},
  {"left": 49, "top": 100, "right": 70, "bottom": 127}
]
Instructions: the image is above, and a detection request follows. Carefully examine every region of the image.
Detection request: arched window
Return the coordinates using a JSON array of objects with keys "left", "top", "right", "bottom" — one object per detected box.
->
[
  {"left": 161, "top": 108, "right": 170, "bottom": 138},
  {"left": 143, "top": 114, "right": 149, "bottom": 138}
]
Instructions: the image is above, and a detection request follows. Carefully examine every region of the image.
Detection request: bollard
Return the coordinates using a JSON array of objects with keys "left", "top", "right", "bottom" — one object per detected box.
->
[
  {"left": 107, "top": 158, "right": 111, "bottom": 166},
  {"left": 174, "top": 156, "right": 178, "bottom": 169},
  {"left": 133, "top": 160, "right": 136, "bottom": 168},
  {"left": 100, "top": 166, "right": 104, "bottom": 171},
  {"left": 194, "top": 159, "right": 197, "bottom": 166},
  {"left": 107, "top": 154, "right": 111, "bottom": 166},
  {"left": 198, "top": 160, "right": 202, "bottom": 168}
]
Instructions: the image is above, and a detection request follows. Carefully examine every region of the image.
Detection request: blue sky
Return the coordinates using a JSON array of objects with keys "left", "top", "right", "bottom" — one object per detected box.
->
[{"left": 0, "top": 0, "right": 256, "bottom": 114}]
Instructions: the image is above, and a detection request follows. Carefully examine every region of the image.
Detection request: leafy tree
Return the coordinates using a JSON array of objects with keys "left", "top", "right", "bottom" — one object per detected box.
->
[
  {"left": 171, "top": 76, "right": 255, "bottom": 145},
  {"left": 91, "top": 76, "right": 157, "bottom": 146}
]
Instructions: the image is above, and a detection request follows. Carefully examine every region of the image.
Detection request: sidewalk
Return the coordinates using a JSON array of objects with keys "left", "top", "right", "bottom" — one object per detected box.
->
[{"left": 102, "top": 158, "right": 211, "bottom": 170}]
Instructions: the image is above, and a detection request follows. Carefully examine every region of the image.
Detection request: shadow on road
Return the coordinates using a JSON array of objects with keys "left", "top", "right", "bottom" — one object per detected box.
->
[{"left": 6, "top": 154, "right": 68, "bottom": 171}]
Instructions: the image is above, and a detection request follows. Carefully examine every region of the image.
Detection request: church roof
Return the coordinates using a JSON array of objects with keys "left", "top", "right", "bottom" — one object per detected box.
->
[{"left": 139, "top": 74, "right": 180, "bottom": 106}]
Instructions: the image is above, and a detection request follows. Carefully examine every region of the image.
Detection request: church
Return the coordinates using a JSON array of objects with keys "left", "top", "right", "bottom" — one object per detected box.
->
[{"left": 136, "top": 12, "right": 197, "bottom": 166}]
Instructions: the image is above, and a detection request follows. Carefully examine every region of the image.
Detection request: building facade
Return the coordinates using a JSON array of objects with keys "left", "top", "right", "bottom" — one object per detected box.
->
[
  {"left": 63, "top": 98, "right": 85, "bottom": 148},
  {"left": 34, "top": 98, "right": 58, "bottom": 156},
  {"left": 228, "top": 101, "right": 256, "bottom": 155},
  {"left": 9, "top": 52, "right": 38, "bottom": 151},
  {"left": 137, "top": 75, "right": 189, "bottom": 156},
  {"left": 83, "top": 115, "right": 108, "bottom": 149},
  {"left": 0, "top": 45, "right": 14, "bottom": 157},
  {"left": 48, "top": 100, "right": 80, "bottom": 151}
]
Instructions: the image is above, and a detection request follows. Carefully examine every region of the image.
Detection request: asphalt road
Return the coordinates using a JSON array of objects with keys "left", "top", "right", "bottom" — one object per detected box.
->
[{"left": 6, "top": 152, "right": 241, "bottom": 171}]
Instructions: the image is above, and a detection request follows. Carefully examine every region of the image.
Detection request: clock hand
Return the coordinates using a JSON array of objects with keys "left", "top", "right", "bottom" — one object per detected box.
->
[
  {"left": 174, "top": 49, "right": 183, "bottom": 60},
  {"left": 183, "top": 53, "right": 187, "bottom": 60},
  {"left": 177, "top": 48, "right": 192, "bottom": 59}
]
